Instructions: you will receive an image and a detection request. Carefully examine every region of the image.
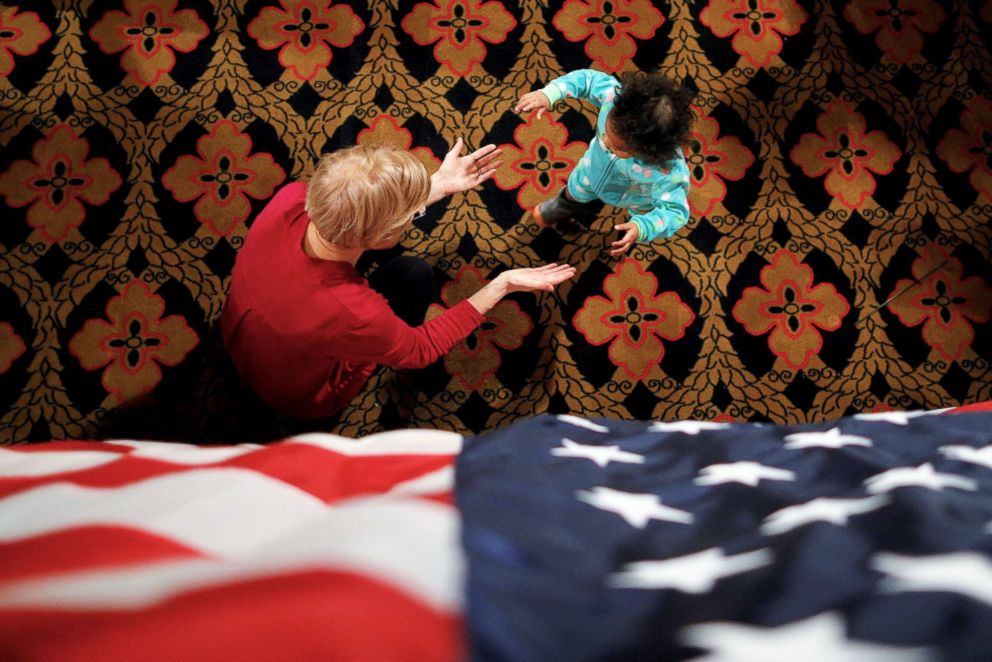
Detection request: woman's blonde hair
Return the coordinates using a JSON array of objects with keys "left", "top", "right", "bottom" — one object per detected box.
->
[{"left": 306, "top": 145, "right": 431, "bottom": 249}]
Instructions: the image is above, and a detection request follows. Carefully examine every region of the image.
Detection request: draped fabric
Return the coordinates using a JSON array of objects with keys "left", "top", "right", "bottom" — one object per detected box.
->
[{"left": 0, "top": 1, "right": 990, "bottom": 443}]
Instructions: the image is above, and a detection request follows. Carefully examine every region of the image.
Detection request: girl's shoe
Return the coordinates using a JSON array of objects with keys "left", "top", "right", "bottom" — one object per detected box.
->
[{"left": 533, "top": 187, "right": 585, "bottom": 229}]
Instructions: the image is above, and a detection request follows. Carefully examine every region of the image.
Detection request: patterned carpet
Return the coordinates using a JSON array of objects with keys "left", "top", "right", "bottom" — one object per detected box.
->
[{"left": 0, "top": 0, "right": 990, "bottom": 443}]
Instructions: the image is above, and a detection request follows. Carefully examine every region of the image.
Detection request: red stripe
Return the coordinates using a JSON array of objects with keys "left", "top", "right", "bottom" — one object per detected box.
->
[
  {"left": 224, "top": 444, "right": 455, "bottom": 502},
  {"left": 0, "top": 456, "right": 191, "bottom": 498},
  {"left": 0, "top": 526, "right": 204, "bottom": 583},
  {"left": 0, "top": 569, "right": 462, "bottom": 661},
  {"left": 948, "top": 400, "right": 992, "bottom": 413}
]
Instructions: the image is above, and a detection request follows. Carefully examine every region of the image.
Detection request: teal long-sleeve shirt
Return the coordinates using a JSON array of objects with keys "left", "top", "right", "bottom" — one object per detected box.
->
[{"left": 539, "top": 69, "right": 692, "bottom": 244}]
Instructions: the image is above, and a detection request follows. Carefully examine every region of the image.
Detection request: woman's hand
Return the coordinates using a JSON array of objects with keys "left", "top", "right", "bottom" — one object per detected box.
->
[
  {"left": 429, "top": 137, "right": 503, "bottom": 203},
  {"left": 610, "top": 223, "right": 639, "bottom": 256},
  {"left": 514, "top": 91, "right": 553, "bottom": 120},
  {"left": 499, "top": 263, "right": 577, "bottom": 294},
  {"left": 467, "top": 264, "right": 576, "bottom": 315}
]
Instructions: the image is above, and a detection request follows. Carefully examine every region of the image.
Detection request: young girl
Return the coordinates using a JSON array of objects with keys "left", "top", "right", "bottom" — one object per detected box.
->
[{"left": 514, "top": 69, "right": 695, "bottom": 256}]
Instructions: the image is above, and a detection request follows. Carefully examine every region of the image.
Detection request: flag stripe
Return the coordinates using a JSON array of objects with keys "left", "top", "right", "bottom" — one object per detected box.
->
[
  {"left": 0, "top": 570, "right": 462, "bottom": 662},
  {"left": 0, "top": 495, "right": 462, "bottom": 612}
]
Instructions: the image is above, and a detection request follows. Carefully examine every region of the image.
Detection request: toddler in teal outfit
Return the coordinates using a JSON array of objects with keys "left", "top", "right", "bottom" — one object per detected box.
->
[{"left": 514, "top": 69, "right": 695, "bottom": 256}]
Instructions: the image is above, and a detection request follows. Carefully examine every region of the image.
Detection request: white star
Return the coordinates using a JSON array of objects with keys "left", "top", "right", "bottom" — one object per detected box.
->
[
  {"left": 679, "top": 612, "right": 933, "bottom": 661},
  {"left": 864, "top": 463, "right": 977, "bottom": 494},
  {"left": 872, "top": 552, "right": 992, "bottom": 606},
  {"left": 648, "top": 421, "right": 731, "bottom": 435},
  {"left": 695, "top": 462, "right": 795, "bottom": 487},
  {"left": 555, "top": 415, "right": 610, "bottom": 433},
  {"left": 550, "top": 438, "right": 644, "bottom": 468},
  {"left": 761, "top": 495, "right": 890, "bottom": 535},
  {"left": 939, "top": 444, "right": 992, "bottom": 470},
  {"left": 609, "top": 547, "right": 772, "bottom": 593},
  {"left": 852, "top": 410, "right": 933, "bottom": 425},
  {"left": 783, "top": 427, "right": 873, "bottom": 449},
  {"left": 576, "top": 487, "right": 692, "bottom": 528}
]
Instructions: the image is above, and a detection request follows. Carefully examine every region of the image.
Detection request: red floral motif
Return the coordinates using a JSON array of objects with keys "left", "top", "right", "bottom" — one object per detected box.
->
[
  {"left": 843, "top": 0, "right": 946, "bottom": 65},
  {"left": 686, "top": 106, "right": 755, "bottom": 216},
  {"left": 699, "top": 0, "right": 808, "bottom": 68},
  {"left": 789, "top": 99, "right": 901, "bottom": 209},
  {"left": 493, "top": 113, "right": 588, "bottom": 210},
  {"left": 162, "top": 120, "right": 286, "bottom": 237},
  {"left": 356, "top": 114, "right": 441, "bottom": 175},
  {"left": 401, "top": 0, "right": 516, "bottom": 77},
  {"left": 68, "top": 281, "right": 198, "bottom": 405},
  {"left": 888, "top": 246, "right": 992, "bottom": 361},
  {"left": 573, "top": 259, "right": 695, "bottom": 381},
  {"left": 732, "top": 250, "right": 850, "bottom": 370},
  {"left": 0, "top": 124, "right": 123, "bottom": 243},
  {"left": 0, "top": 6, "right": 51, "bottom": 76},
  {"left": 427, "top": 265, "right": 533, "bottom": 391},
  {"left": 935, "top": 95, "right": 992, "bottom": 202},
  {"left": 551, "top": 0, "right": 664, "bottom": 73},
  {"left": 89, "top": 0, "right": 209, "bottom": 86},
  {"left": 0, "top": 323, "right": 27, "bottom": 374},
  {"left": 247, "top": 0, "right": 364, "bottom": 81}
]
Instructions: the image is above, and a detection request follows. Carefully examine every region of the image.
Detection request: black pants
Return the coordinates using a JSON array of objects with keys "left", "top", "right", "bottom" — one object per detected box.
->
[{"left": 366, "top": 255, "right": 436, "bottom": 326}]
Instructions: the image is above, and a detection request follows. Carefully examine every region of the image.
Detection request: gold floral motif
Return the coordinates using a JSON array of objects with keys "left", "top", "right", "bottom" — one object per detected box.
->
[
  {"left": 789, "top": 99, "right": 901, "bottom": 209},
  {"left": 574, "top": 260, "right": 695, "bottom": 380},
  {"left": 89, "top": 0, "right": 209, "bottom": 86},
  {"left": 162, "top": 120, "right": 286, "bottom": 236},
  {"left": 68, "top": 281, "right": 198, "bottom": 405},
  {"left": 402, "top": 0, "right": 516, "bottom": 77},
  {"left": 428, "top": 265, "right": 533, "bottom": 391},
  {"left": 0, "top": 323, "right": 27, "bottom": 375},
  {"left": 552, "top": 0, "right": 664, "bottom": 72},
  {"left": 889, "top": 245, "right": 992, "bottom": 361},
  {"left": 0, "top": 6, "right": 51, "bottom": 76},
  {"left": 687, "top": 106, "right": 755, "bottom": 217},
  {"left": 0, "top": 125, "right": 122, "bottom": 243},
  {"left": 935, "top": 96, "right": 992, "bottom": 203},
  {"left": 843, "top": 0, "right": 946, "bottom": 65},
  {"left": 494, "top": 114, "right": 588, "bottom": 210},
  {"left": 247, "top": 0, "right": 365, "bottom": 81},
  {"left": 732, "top": 250, "right": 850, "bottom": 370},
  {"left": 700, "top": 0, "right": 807, "bottom": 68}
]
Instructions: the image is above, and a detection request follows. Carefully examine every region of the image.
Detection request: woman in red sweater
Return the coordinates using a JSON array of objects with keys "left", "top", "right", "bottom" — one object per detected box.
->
[{"left": 221, "top": 139, "right": 575, "bottom": 424}]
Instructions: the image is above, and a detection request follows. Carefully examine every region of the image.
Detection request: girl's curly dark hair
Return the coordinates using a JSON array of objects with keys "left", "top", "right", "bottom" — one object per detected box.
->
[{"left": 610, "top": 72, "right": 695, "bottom": 166}]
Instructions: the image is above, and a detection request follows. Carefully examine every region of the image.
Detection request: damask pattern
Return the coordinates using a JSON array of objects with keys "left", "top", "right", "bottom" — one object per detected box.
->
[{"left": 0, "top": 0, "right": 990, "bottom": 443}]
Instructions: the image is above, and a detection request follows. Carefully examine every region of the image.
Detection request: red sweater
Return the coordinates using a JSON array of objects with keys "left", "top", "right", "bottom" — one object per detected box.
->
[{"left": 220, "top": 183, "right": 483, "bottom": 418}]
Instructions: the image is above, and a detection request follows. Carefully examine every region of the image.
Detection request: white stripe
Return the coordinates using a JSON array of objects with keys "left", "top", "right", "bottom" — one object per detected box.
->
[
  {"left": 0, "top": 447, "right": 120, "bottom": 477},
  {"left": 0, "top": 468, "right": 329, "bottom": 557},
  {"left": 0, "top": 497, "right": 462, "bottom": 613},
  {"left": 289, "top": 429, "right": 463, "bottom": 455},
  {"left": 556, "top": 415, "right": 611, "bottom": 433},
  {"left": 386, "top": 465, "right": 455, "bottom": 497}
]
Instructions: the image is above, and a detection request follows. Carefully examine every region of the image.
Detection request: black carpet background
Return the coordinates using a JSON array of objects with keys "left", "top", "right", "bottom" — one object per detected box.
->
[{"left": 0, "top": 0, "right": 990, "bottom": 443}]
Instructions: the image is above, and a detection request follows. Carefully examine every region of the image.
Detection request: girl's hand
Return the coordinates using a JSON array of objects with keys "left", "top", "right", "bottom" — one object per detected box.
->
[
  {"left": 514, "top": 91, "right": 553, "bottom": 120},
  {"left": 610, "top": 223, "right": 639, "bottom": 256}
]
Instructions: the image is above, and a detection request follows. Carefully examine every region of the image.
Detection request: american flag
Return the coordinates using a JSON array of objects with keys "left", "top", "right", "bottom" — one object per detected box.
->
[
  {"left": 3, "top": 406, "right": 992, "bottom": 661},
  {"left": 456, "top": 407, "right": 992, "bottom": 661},
  {"left": 0, "top": 431, "right": 465, "bottom": 661}
]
